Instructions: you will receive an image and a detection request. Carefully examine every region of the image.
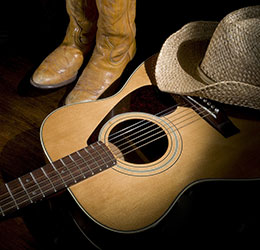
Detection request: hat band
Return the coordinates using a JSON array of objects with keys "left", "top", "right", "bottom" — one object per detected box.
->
[{"left": 197, "top": 64, "right": 215, "bottom": 85}]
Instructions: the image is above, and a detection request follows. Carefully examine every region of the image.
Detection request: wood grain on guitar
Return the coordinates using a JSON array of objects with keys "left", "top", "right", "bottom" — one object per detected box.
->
[
  {"left": 40, "top": 57, "right": 260, "bottom": 234},
  {"left": 0, "top": 56, "right": 260, "bottom": 248}
]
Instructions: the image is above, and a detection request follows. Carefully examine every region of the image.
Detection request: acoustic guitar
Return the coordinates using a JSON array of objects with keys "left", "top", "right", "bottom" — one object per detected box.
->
[{"left": 0, "top": 56, "right": 260, "bottom": 247}]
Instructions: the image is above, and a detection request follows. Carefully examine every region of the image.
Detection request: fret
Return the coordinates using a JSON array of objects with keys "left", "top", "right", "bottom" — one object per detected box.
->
[
  {"left": 41, "top": 166, "right": 57, "bottom": 192},
  {"left": 77, "top": 148, "right": 95, "bottom": 176},
  {"left": 0, "top": 204, "right": 4, "bottom": 216},
  {"left": 7, "top": 179, "right": 35, "bottom": 209},
  {"left": 77, "top": 148, "right": 94, "bottom": 177},
  {"left": 62, "top": 154, "right": 84, "bottom": 180},
  {"left": 65, "top": 153, "right": 93, "bottom": 182},
  {"left": 30, "top": 172, "right": 45, "bottom": 198},
  {"left": 59, "top": 158, "right": 77, "bottom": 184},
  {"left": 5, "top": 183, "right": 19, "bottom": 210},
  {"left": 18, "top": 177, "right": 33, "bottom": 204},
  {"left": 51, "top": 160, "right": 78, "bottom": 187},
  {"left": 98, "top": 142, "right": 117, "bottom": 165},
  {"left": 32, "top": 168, "right": 53, "bottom": 197},
  {"left": 70, "top": 153, "right": 87, "bottom": 179},
  {"left": 78, "top": 142, "right": 117, "bottom": 175},
  {"left": 83, "top": 148, "right": 96, "bottom": 175},
  {"left": 100, "top": 142, "right": 117, "bottom": 167},
  {"left": 0, "top": 184, "right": 12, "bottom": 216},
  {"left": 87, "top": 144, "right": 107, "bottom": 174},
  {"left": 0, "top": 141, "right": 116, "bottom": 217},
  {"left": 50, "top": 162, "right": 68, "bottom": 187},
  {"left": 85, "top": 146, "right": 104, "bottom": 174},
  {"left": 18, "top": 173, "right": 44, "bottom": 202},
  {"left": 91, "top": 143, "right": 108, "bottom": 170},
  {"left": 42, "top": 163, "right": 69, "bottom": 191}
]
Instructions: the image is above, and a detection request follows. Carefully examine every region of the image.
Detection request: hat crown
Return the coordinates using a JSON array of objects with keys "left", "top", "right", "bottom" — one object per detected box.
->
[
  {"left": 200, "top": 6, "right": 260, "bottom": 87},
  {"left": 155, "top": 6, "right": 260, "bottom": 109}
]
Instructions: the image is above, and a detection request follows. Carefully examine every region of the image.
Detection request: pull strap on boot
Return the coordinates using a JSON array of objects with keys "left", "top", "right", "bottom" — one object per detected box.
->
[
  {"left": 65, "top": 0, "right": 136, "bottom": 104},
  {"left": 31, "top": 0, "right": 98, "bottom": 88}
]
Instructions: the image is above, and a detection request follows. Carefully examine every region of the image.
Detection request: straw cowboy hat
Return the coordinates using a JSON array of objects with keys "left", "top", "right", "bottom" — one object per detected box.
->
[{"left": 155, "top": 5, "right": 260, "bottom": 109}]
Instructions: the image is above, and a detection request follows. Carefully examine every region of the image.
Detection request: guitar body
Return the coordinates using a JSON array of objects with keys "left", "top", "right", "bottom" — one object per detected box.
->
[{"left": 40, "top": 58, "right": 260, "bottom": 247}]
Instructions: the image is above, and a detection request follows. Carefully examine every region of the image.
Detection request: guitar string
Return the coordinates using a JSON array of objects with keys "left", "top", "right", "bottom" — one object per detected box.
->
[
  {"left": 108, "top": 100, "right": 208, "bottom": 155},
  {"left": 108, "top": 107, "right": 200, "bottom": 150},
  {"left": 107, "top": 97, "right": 211, "bottom": 146},
  {"left": 110, "top": 108, "right": 209, "bottom": 159},
  {"left": 108, "top": 104, "right": 190, "bottom": 145},
  {"left": 107, "top": 102, "right": 184, "bottom": 141},
  {"left": 0, "top": 102, "right": 197, "bottom": 203},
  {"left": 0, "top": 106, "right": 210, "bottom": 211},
  {"left": 0, "top": 110, "right": 210, "bottom": 215},
  {"left": 0, "top": 105, "right": 209, "bottom": 211},
  {"left": 0, "top": 105, "right": 209, "bottom": 210},
  {"left": 0, "top": 102, "right": 204, "bottom": 204},
  {"left": 112, "top": 112, "right": 199, "bottom": 156},
  {"left": 0, "top": 111, "right": 210, "bottom": 213}
]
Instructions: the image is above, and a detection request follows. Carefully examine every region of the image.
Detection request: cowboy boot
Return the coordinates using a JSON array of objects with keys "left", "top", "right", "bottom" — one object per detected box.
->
[
  {"left": 65, "top": 0, "right": 136, "bottom": 104},
  {"left": 30, "top": 0, "right": 98, "bottom": 88}
]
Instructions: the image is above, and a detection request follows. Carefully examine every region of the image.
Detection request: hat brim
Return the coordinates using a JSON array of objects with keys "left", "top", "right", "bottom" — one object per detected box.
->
[{"left": 155, "top": 21, "right": 260, "bottom": 109}]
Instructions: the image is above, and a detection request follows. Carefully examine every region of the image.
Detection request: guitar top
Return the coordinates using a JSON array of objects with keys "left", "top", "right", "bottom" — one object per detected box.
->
[
  {"left": 0, "top": 56, "right": 259, "bottom": 238},
  {"left": 39, "top": 56, "right": 260, "bottom": 233}
]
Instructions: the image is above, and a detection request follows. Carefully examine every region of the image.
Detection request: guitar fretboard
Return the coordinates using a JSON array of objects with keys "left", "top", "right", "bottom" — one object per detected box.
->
[{"left": 0, "top": 141, "right": 116, "bottom": 217}]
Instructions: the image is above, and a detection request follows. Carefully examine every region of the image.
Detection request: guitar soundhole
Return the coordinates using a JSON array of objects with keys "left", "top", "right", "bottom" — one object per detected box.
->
[{"left": 108, "top": 119, "right": 168, "bottom": 164}]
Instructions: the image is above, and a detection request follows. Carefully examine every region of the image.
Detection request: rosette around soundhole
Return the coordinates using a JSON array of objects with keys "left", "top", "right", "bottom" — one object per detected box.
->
[{"left": 99, "top": 112, "right": 182, "bottom": 177}]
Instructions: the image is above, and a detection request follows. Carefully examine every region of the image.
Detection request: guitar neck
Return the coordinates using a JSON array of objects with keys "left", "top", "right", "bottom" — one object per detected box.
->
[{"left": 0, "top": 141, "right": 116, "bottom": 217}]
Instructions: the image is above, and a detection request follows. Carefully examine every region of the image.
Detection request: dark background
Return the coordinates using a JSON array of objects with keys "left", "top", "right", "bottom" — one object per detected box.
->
[
  {"left": 1, "top": 0, "right": 259, "bottom": 64},
  {"left": 0, "top": 0, "right": 260, "bottom": 249}
]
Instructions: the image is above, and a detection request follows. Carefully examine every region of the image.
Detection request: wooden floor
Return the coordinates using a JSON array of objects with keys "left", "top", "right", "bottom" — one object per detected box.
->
[
  {"left": 1, "top": 1, "right": 260, "bottom": 249},
  {"left": 0, "top": 2, "right": 151, "bottom": 249}
]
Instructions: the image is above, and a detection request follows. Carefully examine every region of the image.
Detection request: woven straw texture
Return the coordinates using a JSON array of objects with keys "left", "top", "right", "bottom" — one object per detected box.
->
[{"left": 155, "top": 6, "right": 260, "bottom": 109}]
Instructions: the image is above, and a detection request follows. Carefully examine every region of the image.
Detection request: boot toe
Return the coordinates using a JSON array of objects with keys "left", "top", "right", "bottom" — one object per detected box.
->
[
  {"left": 31, "top": 69, "right": 78, "bottom": 89},
  {"left": 31, "top": 45, "right": 84, "bottom": 89},
  {"left": 65, "top": 89, "right": 93, "bottom": 105}
]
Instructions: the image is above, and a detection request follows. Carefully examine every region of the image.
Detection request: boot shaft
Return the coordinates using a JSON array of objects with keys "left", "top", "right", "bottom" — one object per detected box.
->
[
  {"left": 95, "top": 0, "right": 136, "bottom": 63},
  {"left": 63, "top": 0, "right": 98, "bottom": 53}
]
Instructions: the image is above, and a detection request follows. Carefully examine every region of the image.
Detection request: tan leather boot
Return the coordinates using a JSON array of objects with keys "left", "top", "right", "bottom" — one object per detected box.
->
[
  {"left": 30, "top": 0, "right": 98, "bottom": 89},
  {"left": 65, "top": 0, "right": 136, "bottom": 104}
]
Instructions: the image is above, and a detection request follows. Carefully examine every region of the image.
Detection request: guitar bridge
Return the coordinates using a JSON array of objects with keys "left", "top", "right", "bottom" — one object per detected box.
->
[{"left": 180, "top": 95, "right": 240, "bottom": 138}]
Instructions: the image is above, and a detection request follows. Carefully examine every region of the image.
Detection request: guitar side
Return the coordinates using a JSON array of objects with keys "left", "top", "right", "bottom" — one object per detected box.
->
[{"left": 40, "top": 60, "right": 260, "bottom": 233}]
